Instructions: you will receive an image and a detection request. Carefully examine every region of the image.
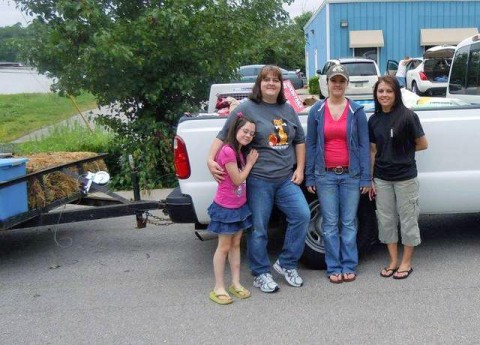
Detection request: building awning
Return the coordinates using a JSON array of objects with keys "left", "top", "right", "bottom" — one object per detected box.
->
[
  {"left": 349, "top": 30, "right": 384, "bottom": 48},
  {"left": 420, "top": 28, "right": 478, "bottom": 46}
]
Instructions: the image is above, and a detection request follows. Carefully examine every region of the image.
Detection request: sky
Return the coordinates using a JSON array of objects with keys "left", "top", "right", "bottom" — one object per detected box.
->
[
  {"left": 0, "top": 0, "right": 30, "bottom": 27},
  {"left": 284, "top": 0, "right": 319, "bottom": 18},
  {"left": 0, "top": 0, "right": 320, "bottom": 27}
]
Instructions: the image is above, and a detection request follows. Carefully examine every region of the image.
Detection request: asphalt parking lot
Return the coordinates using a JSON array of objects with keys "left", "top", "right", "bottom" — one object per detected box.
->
[{"left": 1, "top": 205, "right": 479, "bottom": 344}]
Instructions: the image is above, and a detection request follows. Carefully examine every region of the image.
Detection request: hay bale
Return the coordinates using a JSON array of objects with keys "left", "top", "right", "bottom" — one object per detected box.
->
[
  {"left": 23, "top": 152, "right": 107, "bottom": 173},
  {"left": 27, "top": 177, "right": 46, "bottom": 210},
  {"left": 20, "top": 152, "right": 108, "bottom": 209}
]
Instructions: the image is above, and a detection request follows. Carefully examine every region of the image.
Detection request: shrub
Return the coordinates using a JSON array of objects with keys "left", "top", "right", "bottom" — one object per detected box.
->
[
  {"left": 308, "top": 76, "right": 320, "bottom": 96},
  {"left": 95, "top": 112, "right": 178, "bottom": 191}
]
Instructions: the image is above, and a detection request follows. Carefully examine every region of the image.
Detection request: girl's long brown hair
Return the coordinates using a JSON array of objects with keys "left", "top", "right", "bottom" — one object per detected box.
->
[{"left": 224, "top": 115, "right": 256, "bottom": 169}]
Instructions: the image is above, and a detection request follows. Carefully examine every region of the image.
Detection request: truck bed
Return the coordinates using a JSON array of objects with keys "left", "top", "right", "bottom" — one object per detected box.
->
[{"left": 171, "top": 102, "right": 480, "bottom": 225}]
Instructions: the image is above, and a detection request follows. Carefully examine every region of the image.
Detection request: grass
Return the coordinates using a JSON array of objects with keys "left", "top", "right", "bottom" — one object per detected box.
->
[
  {"left": 15, "top": 122, "right": 115, "bottom": 155},
  {"left": 0, "top": 93, "right": 97, "bottom": 142}
]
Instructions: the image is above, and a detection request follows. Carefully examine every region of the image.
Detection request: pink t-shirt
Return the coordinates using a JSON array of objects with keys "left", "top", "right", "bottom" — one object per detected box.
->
[
  {"left": 324, "top": 101, "right": 349, "bottom": 168},
  {"left": 213, "top": 145, "right": 247, "bottom": 209}
]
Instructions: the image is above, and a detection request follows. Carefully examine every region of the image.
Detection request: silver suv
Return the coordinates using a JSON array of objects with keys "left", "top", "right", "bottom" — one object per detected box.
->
[
  {"left": 237, "top": 64, "right": 304, "bottom": 89},
  {"left": 316, "top": 58, "right": 380, "bottom": 100}
]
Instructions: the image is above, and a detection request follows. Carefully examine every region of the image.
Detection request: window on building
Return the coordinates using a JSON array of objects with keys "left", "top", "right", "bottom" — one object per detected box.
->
[{"left": 353, "top": 47, "right": 378, "bottom": 63}]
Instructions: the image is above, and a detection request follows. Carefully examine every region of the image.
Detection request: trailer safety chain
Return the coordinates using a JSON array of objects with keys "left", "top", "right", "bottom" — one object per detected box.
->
[{"left": 141, "top": 211, "right": 173, "bottom": 227}]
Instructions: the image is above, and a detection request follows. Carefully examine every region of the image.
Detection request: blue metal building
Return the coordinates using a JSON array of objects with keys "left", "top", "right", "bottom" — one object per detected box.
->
[{"left": 304, "top": 0, "right": 480, "bottom": 78}]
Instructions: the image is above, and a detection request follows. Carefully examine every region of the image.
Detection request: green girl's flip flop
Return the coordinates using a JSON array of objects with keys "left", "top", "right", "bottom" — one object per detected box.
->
[
  {"left": 209, "top": 290, "right": 233, "bottom": 305},
  {"left": 228, "top": 285, "right": 251, "bottom": 299}
]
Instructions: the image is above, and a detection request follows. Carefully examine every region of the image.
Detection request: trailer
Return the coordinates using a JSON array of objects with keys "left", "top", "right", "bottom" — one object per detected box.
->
[{"left": 0, "top": 153, "right": 168, "bottom": 231}]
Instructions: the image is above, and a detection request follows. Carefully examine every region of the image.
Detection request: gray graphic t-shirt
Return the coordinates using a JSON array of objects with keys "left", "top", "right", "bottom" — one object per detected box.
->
[{"left": 217, "top": 99, "right": 305, "bottom": 181}]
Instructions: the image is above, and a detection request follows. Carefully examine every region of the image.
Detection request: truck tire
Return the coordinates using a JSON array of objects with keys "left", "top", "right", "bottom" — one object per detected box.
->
[
  {"left": 302, "top": 199, "right": 327, "bottom": 270},
  {"left": 301, "top": 195, "right": 378, "bottom": 270}
]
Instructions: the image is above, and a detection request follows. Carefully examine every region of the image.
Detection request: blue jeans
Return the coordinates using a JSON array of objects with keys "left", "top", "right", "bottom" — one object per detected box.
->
[
  {"left": 316, "top": 172, "right": 360, "bottom": 275},
  {"left": 396, "top": 76, "right": 406, "bottom": 88},
  {"left": 246, "top": 176, "right": 310, "bottom": 276}
]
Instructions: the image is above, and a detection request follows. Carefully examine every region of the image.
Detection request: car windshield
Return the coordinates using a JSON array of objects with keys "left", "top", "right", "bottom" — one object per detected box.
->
[{"left": 342, "top": 62, "right": 377, "bottom": 76}]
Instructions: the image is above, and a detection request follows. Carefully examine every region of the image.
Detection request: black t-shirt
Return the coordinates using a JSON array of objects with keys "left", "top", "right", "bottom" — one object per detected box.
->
[{"left": 368, "top": 107, "right": 425, "bottom": 181}]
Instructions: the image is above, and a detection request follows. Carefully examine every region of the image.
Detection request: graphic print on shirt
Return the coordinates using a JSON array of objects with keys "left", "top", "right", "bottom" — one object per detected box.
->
[{"left": 268, "top": 118, "right": 289, "bottom": 149}]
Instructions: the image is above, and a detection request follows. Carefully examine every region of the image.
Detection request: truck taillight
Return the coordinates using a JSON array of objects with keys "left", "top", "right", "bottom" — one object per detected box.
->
[
  {"left": 419, "top": 72, "right": 428, "bottom": 81},
  {"left": 173, "top": 135, "right": 191, "bottom": 179}
]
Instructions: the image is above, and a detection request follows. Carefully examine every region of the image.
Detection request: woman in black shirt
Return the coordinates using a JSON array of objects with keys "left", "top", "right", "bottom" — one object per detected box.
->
[{"left": 368, "top": 75, "right": 428, "bottom": 280}]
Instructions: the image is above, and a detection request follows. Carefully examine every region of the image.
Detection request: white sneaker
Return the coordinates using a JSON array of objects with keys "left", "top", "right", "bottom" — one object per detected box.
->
[
  {"left": 253, "top": 273, "right": 279, "bottom": 293},
  {"left": 273, "top": 260, "right": 303, "bottom": 287}
]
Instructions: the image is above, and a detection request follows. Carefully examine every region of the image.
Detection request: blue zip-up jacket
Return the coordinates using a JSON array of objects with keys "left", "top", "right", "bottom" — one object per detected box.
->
[{"left": 305, "top": 98, "right": 371, "bottom": 188}]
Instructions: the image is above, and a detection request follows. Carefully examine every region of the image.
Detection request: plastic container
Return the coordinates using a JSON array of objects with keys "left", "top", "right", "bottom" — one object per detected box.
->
[{"left": 0, "top": 158, "right": 29, "bottom": 221}]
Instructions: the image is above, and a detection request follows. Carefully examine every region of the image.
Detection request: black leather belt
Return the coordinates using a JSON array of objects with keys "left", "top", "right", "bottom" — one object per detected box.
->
[{"left": 326, "top": 166, "right": 349, "bottom": 174}]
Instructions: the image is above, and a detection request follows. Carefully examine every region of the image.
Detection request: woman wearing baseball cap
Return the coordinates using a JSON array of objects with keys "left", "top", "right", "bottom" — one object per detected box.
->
[{"left": 305, "top": 64, "right": 371, "bottom": 283}]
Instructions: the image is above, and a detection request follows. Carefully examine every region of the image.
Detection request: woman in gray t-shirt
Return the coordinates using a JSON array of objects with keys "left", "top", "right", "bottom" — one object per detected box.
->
[{"left": 207, "top": 65, "right": 310, "bottom": 293}]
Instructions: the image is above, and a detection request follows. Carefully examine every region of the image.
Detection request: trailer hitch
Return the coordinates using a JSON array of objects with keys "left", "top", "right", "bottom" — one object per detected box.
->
[{"left": 194, "top": 230, "right": 217, "bottom": 241}]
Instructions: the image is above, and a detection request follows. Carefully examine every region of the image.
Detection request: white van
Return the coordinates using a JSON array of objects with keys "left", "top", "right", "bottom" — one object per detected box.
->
[
  {"left": 316, "top": 58, "right": 381, "bottom": 100},
  {"left": 446, "top": 34, "right": 480, "bottom": 103}
]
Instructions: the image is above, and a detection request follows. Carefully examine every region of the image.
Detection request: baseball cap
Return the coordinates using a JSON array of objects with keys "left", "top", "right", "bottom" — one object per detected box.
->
[{"left": 327, "top": 64, "right": 349, "bottom": 81}]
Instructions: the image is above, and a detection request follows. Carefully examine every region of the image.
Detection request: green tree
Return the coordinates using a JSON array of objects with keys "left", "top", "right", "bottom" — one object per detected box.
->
[
  {"left": 241, "top": 11, "right": 312, "bottom": 72},
  {"left": 294, "top": 11, "right": 313, "bottom": 30},
  {"left": 0, "top": 23, "right": 29, "bottom": 62},
  {"left": 14, "top": 0, "right": 293, "bottom": 189}
]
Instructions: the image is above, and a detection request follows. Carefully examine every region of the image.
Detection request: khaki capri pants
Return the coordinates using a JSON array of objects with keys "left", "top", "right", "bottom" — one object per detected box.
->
[{"left": 374, "top": 177, "right": 421, "bottom": 246}]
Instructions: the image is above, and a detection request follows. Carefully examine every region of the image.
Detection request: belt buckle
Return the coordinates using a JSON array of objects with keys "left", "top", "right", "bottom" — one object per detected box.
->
[{"left": 333, "top": 166, "right": 344, "bottom": 174}]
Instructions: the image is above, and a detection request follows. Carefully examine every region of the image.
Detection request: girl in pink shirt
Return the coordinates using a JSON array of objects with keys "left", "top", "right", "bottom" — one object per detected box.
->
[{"left": 207, "top": 115, "right": 258, "bottom": 305}]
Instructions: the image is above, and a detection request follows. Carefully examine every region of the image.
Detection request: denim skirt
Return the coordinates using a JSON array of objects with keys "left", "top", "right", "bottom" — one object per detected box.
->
[{"left": 207, "top": 202, "right": 252, "bottom": 234}]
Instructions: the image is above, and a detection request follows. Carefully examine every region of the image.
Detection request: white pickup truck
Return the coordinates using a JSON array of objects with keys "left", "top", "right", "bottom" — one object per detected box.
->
[{"left": 166, "top": 83, "right": 480, "bottom": 269}]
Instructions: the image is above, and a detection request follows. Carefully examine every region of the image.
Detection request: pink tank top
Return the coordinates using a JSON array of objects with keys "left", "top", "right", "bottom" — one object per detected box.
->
[{"left": 324, "top": 102, "right": 349, "bottom": 168}]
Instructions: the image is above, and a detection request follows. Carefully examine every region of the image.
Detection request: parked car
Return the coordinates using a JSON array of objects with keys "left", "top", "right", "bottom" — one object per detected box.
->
[
  {"left": 385, "top": 57, "right": 422, "bottom": 77},
  {"left": 236, "top": 64, "right": 304, "bottom": 89},
  {"left": 386, "top": 45, "right": 455, "bottom": 96},
  {"left": 447, "top": 34, "right": 480, "bottom": 104},
  {"left": 316, "top": 58, "right": 381, "bottom": 100}
]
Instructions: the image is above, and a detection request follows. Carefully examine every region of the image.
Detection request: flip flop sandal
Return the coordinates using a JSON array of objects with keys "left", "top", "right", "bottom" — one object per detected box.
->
[
  {"left": 393, "top": 267, "right": 413, "bottom": 280},
  {"left": 209, "top": 290, "right": 233, "bottom": 305},
  {"left": 380, "top": 267, "right": 398, "bottom": 278},
  {"left": 343, "top": 273, "right": 356, "bottom": 282},
  {"left": 328, "top": 273, "right": 343, "bottom": 284},
  {"left": 228, "top": 285, "right": 251, "bottom": 299}
]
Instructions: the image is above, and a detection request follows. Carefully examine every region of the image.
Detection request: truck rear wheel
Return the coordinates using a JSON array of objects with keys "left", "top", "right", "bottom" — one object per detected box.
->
[
  {"left": 302, "top": 199, "right": 327, "bottom": 270},
  {"left": 301, "top": 195, "right": 378, "bottom": 270}
]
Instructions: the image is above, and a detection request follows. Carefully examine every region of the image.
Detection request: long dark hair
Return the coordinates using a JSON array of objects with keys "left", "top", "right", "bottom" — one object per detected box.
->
[
  {"left": 224, "top": 115, "right": 256, "bottom": 169},
  {"left": 249, "top": 65, "right": 287, "bottom": 104},
  {"left": 373, "top": 75, "right": 415, "bottom": 155}
]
